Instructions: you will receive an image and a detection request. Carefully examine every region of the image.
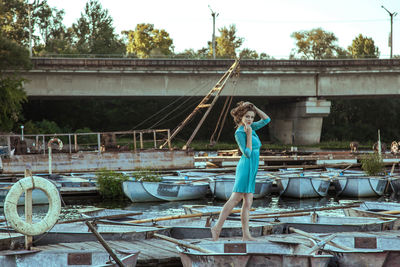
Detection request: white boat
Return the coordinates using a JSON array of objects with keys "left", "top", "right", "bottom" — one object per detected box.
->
[
  {"left": 277, "top": 173, "right": 331, "bottom": 199},
  {"left": 177, "top": 240, "right": 333, "bottom": 267},
  {"left": 318, "top": 232, "right": 400, "bottom": 267},
  {"left": 333, "top": 174, "right": 388, "bottom": 197},
  {"left": 0, "top": 178, "right": 61, "bottom": 206},
  {"left": 122, "top": 180, "right": 209, "bottom": 202},
  {"left": 0, "top": 242, "right": 139, "bottom": 267},
  {"left": 209, "top": 175, "right": 272, "bottom": 200},
  {"left": 183, "top": 205, "right": 395, "bottom": 233},
  {"left": 343, "top": 201, "right": 400, "bottom": 229}
]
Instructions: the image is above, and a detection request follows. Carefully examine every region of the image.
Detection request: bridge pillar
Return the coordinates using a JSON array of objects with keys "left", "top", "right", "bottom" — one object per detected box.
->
[{"left": 268, "top": 97, "right": 331, "bottom": 145}]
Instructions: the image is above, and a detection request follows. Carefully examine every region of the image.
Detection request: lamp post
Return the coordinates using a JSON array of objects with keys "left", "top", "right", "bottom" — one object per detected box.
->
[
  {"left": 382, "top": 5, "right": 397, "bottom": 58},
  {"left": 208, "top": 6, "right": 219, "bottom": 59}
]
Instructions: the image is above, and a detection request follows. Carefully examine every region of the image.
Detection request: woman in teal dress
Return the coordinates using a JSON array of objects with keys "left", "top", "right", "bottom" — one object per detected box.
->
[{"left": 211, "top": 101, "right": 270, "bottom": 241}]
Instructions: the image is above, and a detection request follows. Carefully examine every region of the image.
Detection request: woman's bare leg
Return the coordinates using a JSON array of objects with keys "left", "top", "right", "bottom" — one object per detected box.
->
[
  {"left": 211, "top": 192, "right": 243, "bottom": 241},
  {"left": 241, "top": 193, "right": 256, "bottom": 241}
]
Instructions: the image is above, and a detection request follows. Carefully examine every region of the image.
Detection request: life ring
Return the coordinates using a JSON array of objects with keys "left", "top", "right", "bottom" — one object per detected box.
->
[
  {"left": 4, "top": 176, "right": 61, "bottom": 236},
  {"left": 48, "top": 137, "right": 63, "bottom": 150}
]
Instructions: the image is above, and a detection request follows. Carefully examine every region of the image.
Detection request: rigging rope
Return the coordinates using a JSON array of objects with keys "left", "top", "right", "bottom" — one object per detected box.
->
[
  {"left": 147, "top": 82, "right": 212, "bottom": 129},
  {"left": 209, "top": 74, "right": 239, "bottom": 145},
  {"left": 131, "top": 80, "right": 212, "bottom": 130}
]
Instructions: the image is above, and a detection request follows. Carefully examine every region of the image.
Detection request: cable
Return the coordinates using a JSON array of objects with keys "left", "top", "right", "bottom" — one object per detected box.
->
[
  {"left": 131, "top": 80, "right": 212, "bottom": 130},
  {"left": 147, "top": 81, "right": 213, "bottom": 129}
]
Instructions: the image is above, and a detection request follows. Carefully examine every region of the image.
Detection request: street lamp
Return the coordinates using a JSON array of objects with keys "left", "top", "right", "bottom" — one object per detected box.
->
[
  {"left": 208, "top": 5, "right": 219, "bottom": 59},
  {"left": 382, "top": 5, "right": 397, "bottom": 58}
]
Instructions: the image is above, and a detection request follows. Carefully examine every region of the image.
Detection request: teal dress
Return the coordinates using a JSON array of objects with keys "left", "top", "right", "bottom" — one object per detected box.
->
[{"left": 232, "top": 118, "right": 271, "bottom": 193}]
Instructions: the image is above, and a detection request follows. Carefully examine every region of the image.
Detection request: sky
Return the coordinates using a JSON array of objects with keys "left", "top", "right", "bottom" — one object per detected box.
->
[{"left": 47, "top": 0, "right": 400, "bottom": 59}]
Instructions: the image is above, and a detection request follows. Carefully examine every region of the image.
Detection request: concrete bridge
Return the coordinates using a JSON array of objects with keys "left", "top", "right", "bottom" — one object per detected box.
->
[{"left": 20, "top": 58, "right": 400, "bottom": 145}]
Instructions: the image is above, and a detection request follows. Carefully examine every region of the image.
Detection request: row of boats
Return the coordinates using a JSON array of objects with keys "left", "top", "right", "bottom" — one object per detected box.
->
[
  {"left": 1, "top": 200, "right": 400, "bottom": 266},
  {"left": 122, "top": 168, "right": 400, "bottom": 202},
  {"left": 1, "top": 167, "right": 399, "bottom": 206}
]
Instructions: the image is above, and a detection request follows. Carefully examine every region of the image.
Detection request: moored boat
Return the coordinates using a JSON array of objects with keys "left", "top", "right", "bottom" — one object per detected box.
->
[
  {"left": 209, "top": 174, "right": 272, "bottom": 200},
  {"left": 333, "top": 174, "right": 388, "bottom": 197},
  {"left": 0, "top": 177, "right": 61, "bottom": 207},
  {"left": 0, "top": 242, "right": 140, "bottom": 267},
  {"left": 276, "top": 173, "right": 331, "bottom": 199},
  {"left": 343, "top": 201, "right": 400, "bottom": 229},
  {"left": 122, "top": 180, "right": 209, "bottom": 202},
  {"left": 177, "top": 240, "right": 333, "bottom": 267},
  {"left": 318, "top": 232, "right": 400, "bottom": 267},
  {"left": 183, "top": 205, "right": 396, "bottom": 233}
]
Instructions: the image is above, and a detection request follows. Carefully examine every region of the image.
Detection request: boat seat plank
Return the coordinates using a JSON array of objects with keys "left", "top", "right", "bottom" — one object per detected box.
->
[
  {"left": 130, "top": 241, "right": 175, "bottom": 259},
  {"left": 140, "top": 239, "right": 180, "bottom": 254}
]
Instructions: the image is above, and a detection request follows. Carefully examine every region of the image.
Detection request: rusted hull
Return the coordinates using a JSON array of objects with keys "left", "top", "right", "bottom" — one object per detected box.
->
[{"left": 0, "top": 150, "right": 194, "bottom": 174}]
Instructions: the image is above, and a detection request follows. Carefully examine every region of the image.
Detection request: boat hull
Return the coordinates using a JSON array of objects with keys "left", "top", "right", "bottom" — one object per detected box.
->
[
  {"left": 336, "top": 176, "right": 388, "bottom": 197},
  {"left": 122, "top": 180, "right": 209, "bottom": 202},
  {"left": 209, "top": 179, "right": 272, "bottom": 200},
  {"left": 0, "top": 247, "right": 139, "bottom": 267},
  {"left": 278, "top": 177, "right": 330, "bottom": 198},
  {"left": 344, "top": 201, "right": 400, "bottom": 229},
  {"left": 177, "top": 241, "right": 332, "bottom": 267}
]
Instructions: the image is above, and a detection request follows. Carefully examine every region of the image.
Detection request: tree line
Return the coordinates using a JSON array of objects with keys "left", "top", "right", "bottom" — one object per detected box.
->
[
  {"left": 1, "top": 0, "right": 382, "bottom": 59},
  {"left": 1, "top": 0, "right": 399, "bottom": 145}
]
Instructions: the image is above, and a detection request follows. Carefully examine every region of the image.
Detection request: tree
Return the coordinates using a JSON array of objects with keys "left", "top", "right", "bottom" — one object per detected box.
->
[
  {"left": 239, "top": 48, "right": 258, "bottom": 59},
  {"left": 0, "top": 0, "right": 31, "bottom": 46},
  {"left": 0, "top": 35, "right": 31, "bottom": 132},
  {"left": 348, "top": 34, "right": 379, "bottom": 59},
  {"left": 212, "top": 25, "right": 243, "bottom": 58},
  {"left": 291, "top": 28, "right": 345, "bottom": 59},
  {"left": 123, "top": 23, "right": 174, "bottom": 58},
  {"left": 72, "top": 0, "right": 125, "bottom": 55}
]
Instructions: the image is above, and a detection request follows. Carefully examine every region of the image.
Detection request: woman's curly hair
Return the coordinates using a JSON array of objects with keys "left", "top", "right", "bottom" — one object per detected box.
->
[{"left": 230, "top": 101, "right": 256, "bottom": 126}]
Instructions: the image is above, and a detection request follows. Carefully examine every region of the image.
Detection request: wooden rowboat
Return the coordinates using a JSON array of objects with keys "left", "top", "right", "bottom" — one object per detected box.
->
[{"left": 122, "top": 180, "right": 209, "bottom": 202}]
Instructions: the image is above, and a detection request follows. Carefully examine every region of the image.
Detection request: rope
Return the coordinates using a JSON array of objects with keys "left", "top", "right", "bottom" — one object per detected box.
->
[
  {"left": 131, "top": 80, "right": 212, "bottom": 130},
  {"left": 148, "top": 82, "right": 212, "bottom": 129},
  {"left": 209, "top": 77, "right": 239, "bottom": 145}
]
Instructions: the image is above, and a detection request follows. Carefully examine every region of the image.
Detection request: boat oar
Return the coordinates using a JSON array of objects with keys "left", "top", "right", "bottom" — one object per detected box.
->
[
  {"left": 250, "top": 212, "right": 310, "bottom": 219},
  {"left": 249, "top": 202, "right": 362, "bottom": 217},
  {"left": 378, "top": 210, "right": 400, "bottom": 215},
  {"left": 152, "top": 233, "right": 214, "bottom": 254},
  {"left": 125, "top": 208, "right": 252, "bottom": 224},
  {"left": 289, "top": 227, "right": 351, "bottom": 251},
  {"left": 85, "top": 221, "right": 124, "bottom": 267},
  {"left": 306, "top": 234, "right": 337, "bottom": 254},
  {"left": 58, "top": 212, "right": 143, "bottom": 224}
]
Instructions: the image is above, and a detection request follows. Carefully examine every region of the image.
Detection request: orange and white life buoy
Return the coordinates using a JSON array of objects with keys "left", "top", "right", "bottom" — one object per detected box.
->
[
  {"left": 48, "top": 137, "right": 63, "bottom": 150},
  {"left": 4, "top": 176, "right": 61, "bottom": 236}
]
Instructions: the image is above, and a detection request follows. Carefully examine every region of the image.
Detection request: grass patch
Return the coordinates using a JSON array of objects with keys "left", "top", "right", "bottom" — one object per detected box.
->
[
  {"left": 96, "top": 168, "right": 129, "bottom": 199},
  {"left": 132, "top": 169, "right": 162, "bottom": 182},
  {"left": 361, "top": 153, "right": 384, "bottom": 176}
]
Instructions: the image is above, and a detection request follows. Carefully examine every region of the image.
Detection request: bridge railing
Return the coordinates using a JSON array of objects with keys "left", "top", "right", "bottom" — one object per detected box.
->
[{"left": 0, "top": 129, "right": 171, "bottom": 156}]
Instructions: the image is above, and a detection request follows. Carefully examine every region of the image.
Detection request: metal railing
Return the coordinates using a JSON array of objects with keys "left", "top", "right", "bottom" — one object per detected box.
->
[{"left": 0, "top": 129, "right": 171, "bottom": 156}]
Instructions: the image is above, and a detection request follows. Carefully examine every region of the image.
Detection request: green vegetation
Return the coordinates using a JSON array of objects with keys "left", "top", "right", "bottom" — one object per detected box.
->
[
  {"left": 361, "top": 153, "right": 384, "bottom": 176},
  {"left": 132, "top": 169, "right": 162, "bottom": 182},
  {"left": 96, "top": 168, "right": 129, "bottom": 199}
]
